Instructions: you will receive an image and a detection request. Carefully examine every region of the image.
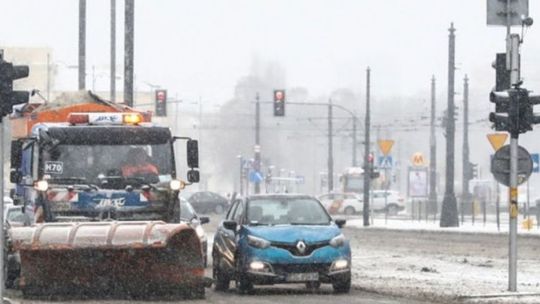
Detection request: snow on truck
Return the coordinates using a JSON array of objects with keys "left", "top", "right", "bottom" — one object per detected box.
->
[{"left": 7, "top": 91, "right": 208, "bottom": 298}]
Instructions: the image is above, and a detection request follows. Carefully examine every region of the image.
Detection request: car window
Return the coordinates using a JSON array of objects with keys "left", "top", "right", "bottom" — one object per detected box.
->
[
  {"left": 226, "top": 201, "right": 239, "bottom": 220},
  {"left": 247, "top": 197, "right": 331, "bottom": 226},
  {"left": 233, "top": 201, "right": 244, "bottom": 223}
]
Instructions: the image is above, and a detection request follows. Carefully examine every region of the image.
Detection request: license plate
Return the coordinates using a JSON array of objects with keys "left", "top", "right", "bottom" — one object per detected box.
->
[{"left": 286, "top": 272, "right": 319, "bottom": 282}]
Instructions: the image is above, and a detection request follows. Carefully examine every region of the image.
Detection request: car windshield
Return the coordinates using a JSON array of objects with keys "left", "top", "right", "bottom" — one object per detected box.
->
[
  {"left": 180, "top": 201, "right": 196, "bottom": 221},
  {"left": 41, "top": 144, "right": 173, "bottom": 187},
  {"left": 247, "top": 197, "right": 331, "bottom": 226}
]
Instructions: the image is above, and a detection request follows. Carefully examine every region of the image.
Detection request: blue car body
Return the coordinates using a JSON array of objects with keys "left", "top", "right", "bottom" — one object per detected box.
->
[{"left": 212, "top": 194, "right": 351, "bottom": 292}]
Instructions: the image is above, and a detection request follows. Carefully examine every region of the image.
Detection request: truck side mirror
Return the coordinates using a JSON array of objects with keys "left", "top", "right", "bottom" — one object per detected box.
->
[
  {"left": 187, "top": 170, "right": 200, "bottom": 183},
  {"left": 186, "top": 140, "right": 199, "bottom": 169},
  {"left": 10, "top": 169, "right": 21, "bottom": 183},
  {"left": 10, "top": 140, "right": 22, "bottom": 170}
]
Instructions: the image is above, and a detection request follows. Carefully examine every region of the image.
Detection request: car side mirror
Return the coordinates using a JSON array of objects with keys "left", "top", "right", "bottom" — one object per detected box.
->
[
  {"left": 200, "top": 216, "right": 210, "bottom": 225},
  {"left": 223, "top": 220, "right": 237, "bottom": 231},
  {"left": 335, "top": 219, "right": 346, "bottom": 228}
]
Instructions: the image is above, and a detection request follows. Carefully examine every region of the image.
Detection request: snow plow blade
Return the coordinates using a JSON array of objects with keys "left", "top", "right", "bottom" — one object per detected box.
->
[{"left": 10, "top": 221, "right": 206, "bottom": 298}]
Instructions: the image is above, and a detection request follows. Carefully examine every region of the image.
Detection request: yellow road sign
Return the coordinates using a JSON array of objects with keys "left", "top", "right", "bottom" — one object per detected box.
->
[
  {"left": 411, "top": 152, "right": 425, "bottom": 167},
  {"left": 378, "top": 140, "right": 394, "bottom": 156},
  {"left": 487, "top": 133, "right": 508, "bottom": 151}
]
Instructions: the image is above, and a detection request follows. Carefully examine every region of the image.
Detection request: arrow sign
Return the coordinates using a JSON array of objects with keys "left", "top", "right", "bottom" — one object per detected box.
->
[
  {"left": 487, "top": 133, "right": 508, "bottom": 151},
  {"left": 378, "top": 140, "right": 394, "bottom": 156}
]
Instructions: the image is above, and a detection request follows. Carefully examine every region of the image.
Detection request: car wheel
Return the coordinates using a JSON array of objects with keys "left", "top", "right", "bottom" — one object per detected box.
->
[
  {"left": 236, "top": 275, "right": 254, "bottom": 295},
  {"left": 214, "top": 204, "right": 225, "bottom": 214},
  {"left": 387, "top": 204, "right": 399, "bottom": 216},
  {"left": 305, "top": 281, "right": 321, "bottom": 291},
  {"left": 213, "top": 255, "right": 230, "bottom": 291},
  {"left": 344, "top": 206, "right": 355, "bottom": 215},
  {"left": 332, "top": 271, "right": 351, "bottom": 294}
]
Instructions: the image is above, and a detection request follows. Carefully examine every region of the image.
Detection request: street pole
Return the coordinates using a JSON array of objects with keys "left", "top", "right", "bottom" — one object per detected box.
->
[
  {"left": 429, "top": 75, "right": 438, "bottom": 219},
  {"left": 78, "top": 0, "right": 86, "bottom": 90},
  {"left": 255, "top": 93, "right": 261, "bottom": 194},
  {"left": 440, "top": 23, "right": 459, "bottom": 227},
  {"left": 328, "top": 99, "right": 334, "bottom": 192},
  {"left": 124, "top": 0, "right": 135, "bottom": 106},
  {"left": 462, "top": 75, "right": 471, "bottom": 220},
  {"left": 508, "top": 33, "right": 520, "bottom": 293},
  {"left": 0, "top": 120, "right": 4, "bottom": 304},
  {"left": 352, "top": 115, "right": 357, "bottom": 166},
  {"left": 363, "top": 67, "right": 371, "bottom": 227},
  {"left": 47, "top": 53, "right": 51, "bottom": 101},
  {"left": 239, "top": 156, "right": 244, "bottom": 196},
  {"left": 110, "top": 0, "right": 116, "bottom": 102}
]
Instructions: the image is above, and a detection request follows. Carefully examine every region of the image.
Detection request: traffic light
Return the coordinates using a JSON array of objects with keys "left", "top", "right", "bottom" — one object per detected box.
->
[
  {"left": 489, "top": 90, "right": 511, "bottom": 132},
  {"left": 489, "top": 87, "right": 540, "bottom": 136},
  {"left": 273, "top": 89, "right": 285, "bottom": 116},
  {"left": 155, "top": 89, "right": 167, "bottom": 117},
  {"left": 493, "top": 53, "right": 511, "bottom": 91},
  {"left": 0, "top": 52, "right": 30, "bottom": 118},
  {"left": 471, "top": 163, "right": 478, "bottom": 179}
]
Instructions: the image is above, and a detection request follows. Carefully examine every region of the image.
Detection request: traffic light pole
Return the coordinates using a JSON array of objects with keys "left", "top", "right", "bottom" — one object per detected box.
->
[
  {"left": 363, "top": 67, "right": 371, "bottom": 227},
  {"left": 429, "top": 76, "right": 438, "bottom": 218},
  {"left": 508, "top": 33, "right": 520, "bottom": 293},
  {"left": 0, "top": 120, "right": 4, "bottom": 304},
  {"left": 328, "top": 100, "right": 334, "bottom": 192},
  {"left": 462, "top": 75, "right": 471, "bottom": 215},
  {"left": 254, "top": 94, "right": 261, "bottom": 194}
]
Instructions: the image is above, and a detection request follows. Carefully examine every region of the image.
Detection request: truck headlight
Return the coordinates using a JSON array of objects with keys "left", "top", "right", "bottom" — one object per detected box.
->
[
  {"left": 34, "top": 180, "right": 49, "bottom": 192},
  {"left": 170, "top": 179, "right": 185, "bottom": 191},
  {"left": 247, "top": 235, "right": 271, "bottom": 249},
  {"left": 329, "top": 233, "right": 346, "bottom": 248}
]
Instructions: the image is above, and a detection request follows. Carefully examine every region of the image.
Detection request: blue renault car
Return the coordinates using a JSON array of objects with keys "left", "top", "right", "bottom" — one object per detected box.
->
[{"left": 212, "top": 194, "right": 351, "bottom": 294}]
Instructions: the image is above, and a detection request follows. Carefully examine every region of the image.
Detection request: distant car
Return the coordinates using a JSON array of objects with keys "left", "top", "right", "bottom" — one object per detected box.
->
[
  {"left": 370, "top": 190, "right": 405, "bottom": 215},
  {"left": 212, "top": 194, "right": 351, "bottom": 294},
  {"left": 187, "top": 191, "right": 229, "bottom": 214},
  {"left": 318, "top": 193, "right": 363, "bottom": 215},
  {"left": 178, "top": 198, "right": 210, "bottom": 267}
]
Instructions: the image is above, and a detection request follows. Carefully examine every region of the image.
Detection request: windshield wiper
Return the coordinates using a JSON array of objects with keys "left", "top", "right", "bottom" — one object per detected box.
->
[{"left": 249, "top": 221, "right": 272, "bottom": 226}]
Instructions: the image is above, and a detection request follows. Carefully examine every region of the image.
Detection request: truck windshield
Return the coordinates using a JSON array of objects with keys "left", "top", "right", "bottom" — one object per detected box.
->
[{"left": 41, "top": 143, "right": 173, "bottom": 186}]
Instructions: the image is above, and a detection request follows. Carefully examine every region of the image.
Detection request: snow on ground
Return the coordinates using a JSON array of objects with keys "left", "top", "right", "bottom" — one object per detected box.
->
[{"left": 344, "top": 215, "right": 540, "bottom": 304}]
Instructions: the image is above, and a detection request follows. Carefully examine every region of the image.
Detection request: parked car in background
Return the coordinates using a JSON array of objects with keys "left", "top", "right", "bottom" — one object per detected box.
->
[
  {"left": 212, "top": 194, "right": 351, "bottom": 294},
  {"left": 178, "top": 197, "right": 210, "bottom": 267},
  {"left": 186, "top": 191, "right": 230, "bottom": 214},
  {"left": 370, "top": 190, "right": 406, "bottom": 215},
  {"left": 317, "top": 193, "right": 363, "bottom": 215}
]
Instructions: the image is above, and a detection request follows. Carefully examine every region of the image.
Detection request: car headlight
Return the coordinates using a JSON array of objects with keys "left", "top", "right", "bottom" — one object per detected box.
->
[
  {"left": 247, "top": 235, "right": 271, "bottom": 249},
  {"left": 330, "top": 259, "right": 350, "bottom": 271},
  {"left": 329, "top": 233, "right": 346, "bottom": 248},
  {"left": 195, "top": 225, "right": 205, "bottom": 238}
]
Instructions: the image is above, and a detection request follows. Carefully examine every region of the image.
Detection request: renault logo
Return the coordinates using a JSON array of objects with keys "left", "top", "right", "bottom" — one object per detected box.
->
[{"left": 296, "top": 241, "right": 307, "bottom": 254}]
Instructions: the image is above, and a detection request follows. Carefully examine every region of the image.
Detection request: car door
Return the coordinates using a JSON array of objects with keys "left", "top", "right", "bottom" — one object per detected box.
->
[{"left": 215, "top": 199, "right": 241, "bottom": 271}]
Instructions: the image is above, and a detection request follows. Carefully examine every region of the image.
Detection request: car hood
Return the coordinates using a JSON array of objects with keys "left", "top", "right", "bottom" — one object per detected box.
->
[{"left": 244, "top": 224, "right": 340, "bottom": 244}]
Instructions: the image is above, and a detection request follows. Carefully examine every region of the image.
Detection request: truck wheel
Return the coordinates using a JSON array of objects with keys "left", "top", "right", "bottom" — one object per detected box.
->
[
  {"left": 190, "top": 284, "right": 205, "bottom": 299},
  {"left": 332, "top": 271, "right": 351, "bottom": 294},
  {"left": 344, "top": 207, "right": 355, "bottom": 215}
]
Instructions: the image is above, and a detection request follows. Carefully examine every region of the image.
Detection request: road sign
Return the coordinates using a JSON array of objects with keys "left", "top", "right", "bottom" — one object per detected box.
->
[
  {"left": 532, "top": 153, "right": 539, "bottom": 173},
  {"left": 249, "top": 171, "right": 264, "bottom": 183},
  {"left": 487, "top": 0, "right": 529, "bottom": 26},
  {"left": 378, "top": 156, "right": 393, "bottom": 169},
  {"left": 491, "top": 144, "right": 533, "bottom": 186},
  {"left": 377, "top": 140, "right": 394, "bottom": 156},
  {"left": 411, "top": 152, "right": 425, "bottom": 167},
  {"left": 487, "top": 133, "right": 508, "bottom": 151}
]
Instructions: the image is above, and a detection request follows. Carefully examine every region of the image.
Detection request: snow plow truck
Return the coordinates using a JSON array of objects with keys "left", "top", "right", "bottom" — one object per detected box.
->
[{"left": 7, "top": 91, "right": 208, "bottom": 298}]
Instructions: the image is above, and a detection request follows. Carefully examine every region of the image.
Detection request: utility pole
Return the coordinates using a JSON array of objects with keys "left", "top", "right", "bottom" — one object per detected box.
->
[
  {"left": 363, "top": 67, "right": 371, "bottom": 227},
  {"left": 78, "top": 0, "right": 86, "bottom": 90},
  {"left": 352, "top": 114, "right": 357, "bottom": 166},
  {"left": 110, "top": 0, "right": 116, "bottom": 102},
  {"left": 440, "top": 23, "right": 459, "bottom": 227},
  {"left": 255, "top": 93, "right": 261, "bottom": 194},
  {"left": 429, "top": 76, "right": 437, "bottom": 217},
  {"left": 328, "top": 99, "right": 334, "bottom": 192},
  {"left": 124, "top": 0, "right": 135, "bottom": 106},
  {"left": 462, "top": 75, "right": 471, "bottom": 212}
]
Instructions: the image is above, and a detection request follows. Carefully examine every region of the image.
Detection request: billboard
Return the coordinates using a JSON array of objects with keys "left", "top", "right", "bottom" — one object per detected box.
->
[{"left": 408, "top": 167, "right": 428, "bottom": 198}]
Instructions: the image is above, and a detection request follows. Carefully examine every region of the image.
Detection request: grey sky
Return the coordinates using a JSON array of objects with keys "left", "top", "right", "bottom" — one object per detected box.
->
[{"left": 2, "top": 0, "right": 540, "bottom": 106}]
